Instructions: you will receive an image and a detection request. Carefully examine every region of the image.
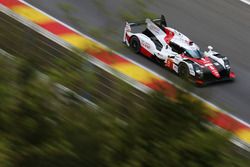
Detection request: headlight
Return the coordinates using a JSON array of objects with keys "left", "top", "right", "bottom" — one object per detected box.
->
[
  {"left": 214, "top": 62, "right": 220, "bottom": 66},
  {"left": 194, "top": 65, "right": 203, "bottom": 77},
  {"left": 225, "top": 64, "right": 230, "bottom": 69},
  {"left": 222, "top": 57, "right": 228, "bottom": 61},
  {"left": 196, "top": 69, "right": 202, "bottom": 74},
  {"left": 224, "top": 59, "right": 230, "bottom": 70}
]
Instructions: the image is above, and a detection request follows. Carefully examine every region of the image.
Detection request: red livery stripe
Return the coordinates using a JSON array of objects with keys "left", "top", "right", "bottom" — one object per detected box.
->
[
  {"left": 140, "top": 46, "right": 152, "bottom": 57},
  {"left": 164, "top": 28, "right": 175, "bottom": 44}
]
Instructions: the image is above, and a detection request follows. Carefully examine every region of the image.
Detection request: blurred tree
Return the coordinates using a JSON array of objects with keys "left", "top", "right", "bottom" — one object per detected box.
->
[
  {"left": 99, "top": 93, "right": 250, "bottom": 167},
  {"left": 0, "top": 53, "right": 249, "bottom": 167}
]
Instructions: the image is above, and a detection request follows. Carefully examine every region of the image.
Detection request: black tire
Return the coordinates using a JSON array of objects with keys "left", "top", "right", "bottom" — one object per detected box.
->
[
  {"left": 179, "top": 63, "right": 189, "bottom": 79},
  {"left": 130, "top": 36, "right": 141, "bottom": 54}
]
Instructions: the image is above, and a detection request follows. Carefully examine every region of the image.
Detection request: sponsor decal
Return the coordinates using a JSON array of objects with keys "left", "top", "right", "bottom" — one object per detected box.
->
[{"left": 141, "top": 40, "right": 151, "bottom": 49}]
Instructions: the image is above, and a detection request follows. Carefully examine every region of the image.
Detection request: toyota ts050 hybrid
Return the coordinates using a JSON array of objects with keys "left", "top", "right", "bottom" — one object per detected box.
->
[{"left": 122, "top": 15, "right": 235, "bottom": 85}]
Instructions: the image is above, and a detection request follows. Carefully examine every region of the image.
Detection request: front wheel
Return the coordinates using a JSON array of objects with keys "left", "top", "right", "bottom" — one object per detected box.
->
[
  {"left": 178, "top": 64, "right": 190, "bottom": 80},
  {"left": 130, "top": 36, "right": 141, "bottom": 54}
]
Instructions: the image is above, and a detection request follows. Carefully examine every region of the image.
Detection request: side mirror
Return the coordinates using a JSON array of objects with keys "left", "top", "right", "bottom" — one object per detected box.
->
[{"left": 208, "top": 46, "right": 213, "bottom": 51}]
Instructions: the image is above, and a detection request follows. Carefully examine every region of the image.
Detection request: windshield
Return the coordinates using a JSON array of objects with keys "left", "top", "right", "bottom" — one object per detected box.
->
[{"left": 186, "top": 50, "right": 204, "bottom": 59}]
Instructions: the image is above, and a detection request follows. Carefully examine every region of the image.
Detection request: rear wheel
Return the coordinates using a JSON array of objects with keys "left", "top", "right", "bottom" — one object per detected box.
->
[{"left": 130, "top": 36, "right": 141, "bottom": 54}]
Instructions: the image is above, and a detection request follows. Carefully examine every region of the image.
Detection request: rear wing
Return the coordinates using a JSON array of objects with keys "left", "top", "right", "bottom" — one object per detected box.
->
[
  {"left": 126, "top": 15, "right": 167, "bottom": 27},
  {"left": 123, "top": 15, "right": 167, "bottom": 43}
]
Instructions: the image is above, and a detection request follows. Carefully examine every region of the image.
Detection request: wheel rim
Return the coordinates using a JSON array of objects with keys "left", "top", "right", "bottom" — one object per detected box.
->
[
  {"left": 130, "top": 38, "right": 140, "bottom": 53},
  {"left": 132, "top": 40, "right": 138, "bottom": 50}
]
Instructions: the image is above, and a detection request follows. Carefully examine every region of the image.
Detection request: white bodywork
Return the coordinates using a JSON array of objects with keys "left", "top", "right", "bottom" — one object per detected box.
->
[
  {"left": 204, "top": 48, "right": 228, "bottom": 69},
  {"left": 123, "top": 18, "right": 198, "bottom": 74},
  {"left": 124, "top": 19, "right": 177, "bottom": 60},
  {"left": 123, "top": 17, "right": 233, "bottom": 81}
]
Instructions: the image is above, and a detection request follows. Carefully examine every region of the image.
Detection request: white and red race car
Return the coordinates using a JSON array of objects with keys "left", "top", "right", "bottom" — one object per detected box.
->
[{"left": 123, "top": 15, "right": 235, "bottom": 85}]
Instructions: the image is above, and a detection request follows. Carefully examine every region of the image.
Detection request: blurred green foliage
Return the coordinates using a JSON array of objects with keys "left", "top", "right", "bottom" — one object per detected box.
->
[{"left": 0, "top": 51, "right": 249, "bottom": 167}]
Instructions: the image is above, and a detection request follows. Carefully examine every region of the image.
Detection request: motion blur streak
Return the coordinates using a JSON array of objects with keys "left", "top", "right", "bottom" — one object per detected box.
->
[{"left": 0, "top": 0, "right": 250, "bottom": 145}]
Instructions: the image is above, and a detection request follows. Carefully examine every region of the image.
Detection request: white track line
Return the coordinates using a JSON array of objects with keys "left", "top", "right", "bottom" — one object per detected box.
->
[
  {"left": 240, "top": 0, "right": 250, "bottom": 5},
  {"left": 19, "top": 0, "right": 250, "bottom": 128}
]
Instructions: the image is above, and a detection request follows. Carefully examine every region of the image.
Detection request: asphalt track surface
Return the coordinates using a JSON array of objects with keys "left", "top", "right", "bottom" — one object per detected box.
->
[{"left": 24, "top": 0, "right": 250, "bottom": 123}]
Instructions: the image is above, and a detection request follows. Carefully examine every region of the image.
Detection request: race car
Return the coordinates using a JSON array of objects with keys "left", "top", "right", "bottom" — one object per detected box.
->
[{"left": 123, "top": 15, "right": 235, "bottom": 85}]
